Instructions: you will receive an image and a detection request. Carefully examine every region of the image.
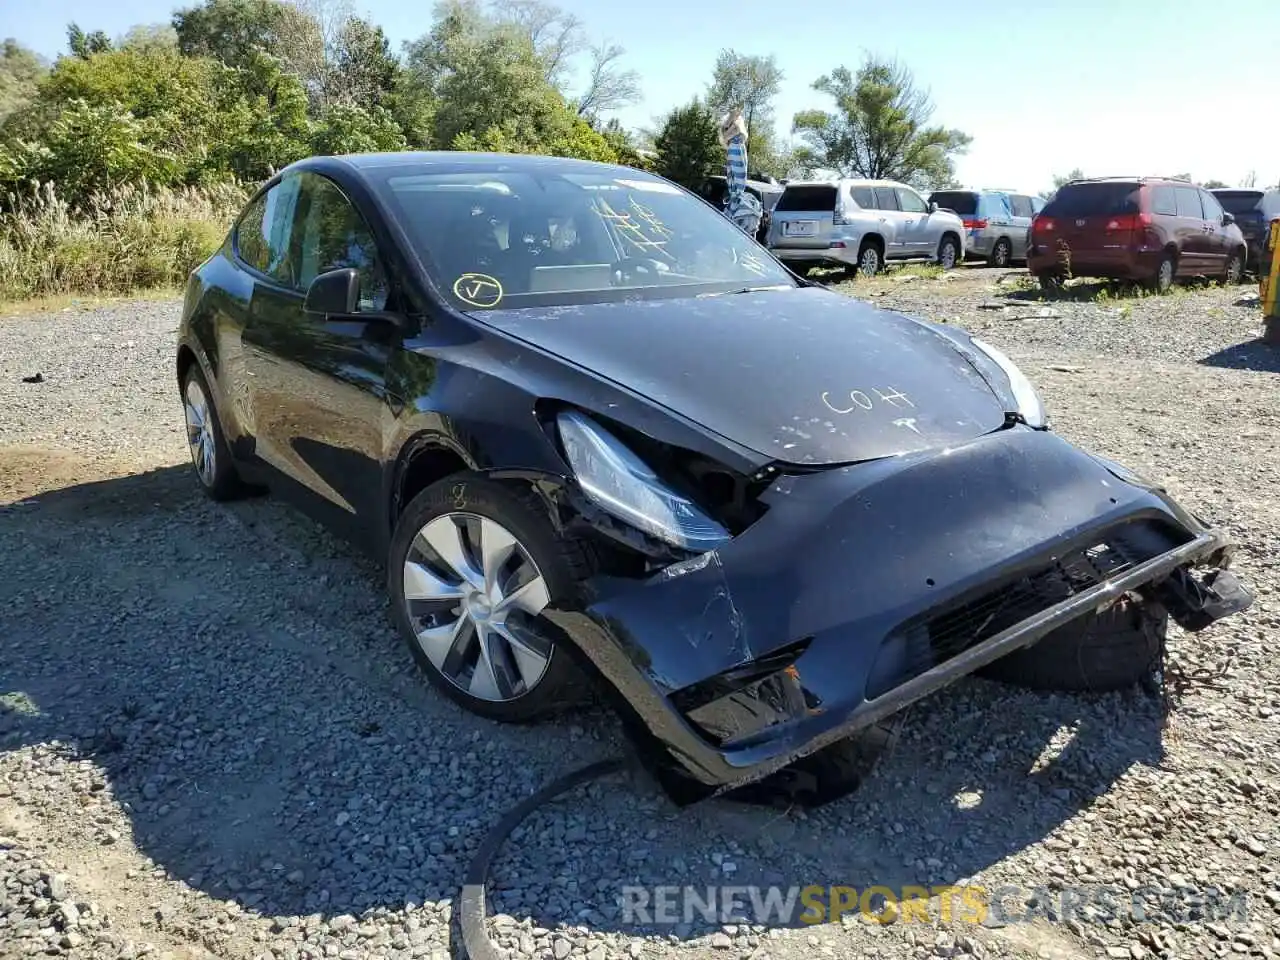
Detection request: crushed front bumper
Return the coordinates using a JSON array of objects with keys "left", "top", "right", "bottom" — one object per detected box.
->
[{"left": 547, "top": 427, "right": 1252, "bottom": 800}]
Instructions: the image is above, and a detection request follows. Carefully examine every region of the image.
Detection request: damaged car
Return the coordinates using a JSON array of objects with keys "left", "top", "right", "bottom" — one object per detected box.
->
[{"left": 176, "top": 152, "right": 1254, "bottom": 804}]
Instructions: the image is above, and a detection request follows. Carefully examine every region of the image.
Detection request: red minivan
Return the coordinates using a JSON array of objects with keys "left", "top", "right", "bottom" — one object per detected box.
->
[{"left": 1027, "top": 177, "right": 1247, "bottom": 293}]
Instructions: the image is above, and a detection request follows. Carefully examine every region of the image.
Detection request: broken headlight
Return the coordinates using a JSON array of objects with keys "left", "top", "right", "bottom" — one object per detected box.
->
[
  {"left": 556, "top": 411, "right": 733, "bottom": 553},
  {"left": 969, "top": 337, "right": 1047, "bottom": 429}
]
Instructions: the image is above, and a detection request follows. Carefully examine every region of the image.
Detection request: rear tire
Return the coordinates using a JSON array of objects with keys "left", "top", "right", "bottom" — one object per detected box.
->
[
  {"left": 856, "top": 240, "right": 883, "bottom": 277},
  {"left": 989, "top": 238, "right": 1012, "bottom": 268},
  {"left": 181, "top": 366, "right": 251, "bottom": 502},
  {"left": 1149, "top": 252, "right": 1176, "bottom": 294},
  {"left": 978, "top": 597, "right": 1166, "bottom": 693}
]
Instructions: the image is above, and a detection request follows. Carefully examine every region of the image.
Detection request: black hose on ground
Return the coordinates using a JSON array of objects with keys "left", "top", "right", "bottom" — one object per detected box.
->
[{"left": 458, "top": 757, "right": 632, "bottom": 960}]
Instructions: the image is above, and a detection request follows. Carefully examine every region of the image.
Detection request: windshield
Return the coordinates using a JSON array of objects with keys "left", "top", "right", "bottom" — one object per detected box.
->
[
  {"left": 1214, "top": 191, "right": 1264, "bottom": 216},
  {"left": 372, "top": 166, "right": 794, "bottom": 310}
]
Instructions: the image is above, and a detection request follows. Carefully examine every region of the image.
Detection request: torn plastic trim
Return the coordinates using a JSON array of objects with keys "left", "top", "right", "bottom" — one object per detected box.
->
[{"left": 550, "top": 526, "right": 1239, "bottom": 793}]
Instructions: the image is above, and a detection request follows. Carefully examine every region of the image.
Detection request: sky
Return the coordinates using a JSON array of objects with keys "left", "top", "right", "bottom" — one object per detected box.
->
[{"left": 8, "top": 0, "right": 1280, "bottom": 193}]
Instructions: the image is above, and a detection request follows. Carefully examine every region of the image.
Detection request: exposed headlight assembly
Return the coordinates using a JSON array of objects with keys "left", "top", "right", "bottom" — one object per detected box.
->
[
  {"left": 556, "top": 411, "right": 732, "bottom": 552},
  {"left": 969, "top": 337, "right": 1048, "bottom": 429}
]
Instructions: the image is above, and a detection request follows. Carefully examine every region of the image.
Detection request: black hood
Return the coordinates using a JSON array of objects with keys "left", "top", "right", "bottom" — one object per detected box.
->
[{"left": 470, "top": 287, "right": 1008, "bottom": 466}]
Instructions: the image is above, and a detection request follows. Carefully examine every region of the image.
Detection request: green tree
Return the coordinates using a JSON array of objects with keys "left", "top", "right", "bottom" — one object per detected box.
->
[
  {"left": 172, "top": 0, "right": 323, "bottom": 86},
  {"left": 791, "top": 56, "right": 971, "bottom": 189},
  {"left": 705, "top": 49, "right": 783, "bottom": 174},
  {"left": 309, "top": 103, "right": 406, "bottom": 155},
  {"left": 653, "top": 99, "right": 723, "bottom": 190},
  {"left": 574, "top": 40, "right": 640, "bottom": 120},
  {"left": 1202, "top": 179, "right": 1228, "bottom": 190},
  {"left": 325, "top": 18, "right": 400, "bottom": 108},
  {"left": 1041, "top": 167, "right": 1084, "bottom": 199},
  {"left": 67, "top": 24, "right": 113, "bottom": 60},
  {"left": 0, "top": 40, "right": 47, "bottom": 125}
]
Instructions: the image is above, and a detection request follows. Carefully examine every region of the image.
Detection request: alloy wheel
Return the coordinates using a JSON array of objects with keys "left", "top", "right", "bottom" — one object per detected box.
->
[
  {"left": 1226, "top": 254, "right": 1243, "bottom": 285},
  {"left": 1157, "top": 258, "right": 1174, "bottom": 292},
  {"left": 938, "top": 240, "right": 958, "bottom": 269},
  {"left": 858, "top": 247, "right": 880, "bottom": 276},
  {"left": 992, "top": 240, "right": 1011, "bottom": 267},
  {"left": 184, "top": 378, "right": 216, "bottom": 487},
  {"left": 402, "top": 513, "right": 553, "bottom": 702}
]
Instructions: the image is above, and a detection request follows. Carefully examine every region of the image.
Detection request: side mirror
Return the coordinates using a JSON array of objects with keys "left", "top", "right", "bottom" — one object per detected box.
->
[
  {"left": 1222, "top": 212, "right": 1236, "bottom": 226},
  {"left": 304, "top": 268, "right": 361, "bottom": 316},
  {"left": 929, "top": 201, "right": 939, "bottom": 213}
]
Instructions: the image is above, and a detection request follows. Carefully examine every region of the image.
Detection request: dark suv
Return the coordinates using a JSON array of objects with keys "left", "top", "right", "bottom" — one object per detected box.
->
[
  {"left": 1211, "top": 189, "right": 1280, "bottom": 273},
  {"left": 1028, "top": 177, "right": 1247, "bottom": 293}
]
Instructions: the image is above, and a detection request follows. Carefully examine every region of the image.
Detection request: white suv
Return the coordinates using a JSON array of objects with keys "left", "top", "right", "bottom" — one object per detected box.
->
[{"left": 766, "top": 179, "right": 967, "bottom": 276}]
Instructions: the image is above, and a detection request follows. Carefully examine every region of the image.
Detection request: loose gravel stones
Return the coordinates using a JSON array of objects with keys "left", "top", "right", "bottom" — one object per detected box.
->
[{"left": 1, "top": 271, "right": 1277, "bottom": 959}]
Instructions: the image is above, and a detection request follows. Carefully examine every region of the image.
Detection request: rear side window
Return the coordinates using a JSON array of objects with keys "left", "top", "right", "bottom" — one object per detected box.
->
[
  {"left": 983, "top": 194, "right": 1013, "bottom": 218},
  {"left": 1043, "top": 182, "right": 1139, "bottom": 217},
  {"left": 1009, "top": 195, "right": 1034, "bottom": 218},
  {"left": 850, "top": 186, "right": 874, "bottom": 208},
  {"left": 235, "top": 178, "right": 303, "bottom": 287},
  {"left": 1174, "top": 187, "right": 1202, "bottom": 219},
  {"left": 930, "top": 191, "right": 978, "bottom": 216},
  {"left": 776, "top": 185, "right": 838, "bottom": 212},
  {"left": 1151, "top": 186, "right": 1177, "bottom": 216},
  {"left": 872, "top": 186, "right": 900, "bottom": 211}
]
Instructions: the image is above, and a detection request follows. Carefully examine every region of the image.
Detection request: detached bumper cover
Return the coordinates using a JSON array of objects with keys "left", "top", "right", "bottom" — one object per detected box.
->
[{"left": 548, "top": 428, "right": 1251, "bottom": 794}]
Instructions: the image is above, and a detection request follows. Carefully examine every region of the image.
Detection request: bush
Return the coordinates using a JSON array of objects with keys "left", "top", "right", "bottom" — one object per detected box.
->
[{"left": 0, "top": 179, "right": 246, "bottom": 301}]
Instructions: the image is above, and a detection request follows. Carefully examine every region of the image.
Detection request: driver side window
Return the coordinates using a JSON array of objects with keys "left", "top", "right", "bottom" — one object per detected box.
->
[{"left": 294, "top": 172, "right": 389, "bottom": 312}]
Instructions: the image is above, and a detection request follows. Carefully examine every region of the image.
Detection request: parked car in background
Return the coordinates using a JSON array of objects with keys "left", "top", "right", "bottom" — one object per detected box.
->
[
  {"left": 697, "top": 174, "right": 785, "bottom": 244},
  {"left": 928, "top": 189, "right": 1044, "bottom": 267},
  {"left": 1211, "top": 188, "right": 1280, "bottom": 274},
  {"left": 767, "top": 179, "right": 966, "bottom": 276},
  {"left": 1027, "top": 177, "right": 1247, "bottom": 293}
]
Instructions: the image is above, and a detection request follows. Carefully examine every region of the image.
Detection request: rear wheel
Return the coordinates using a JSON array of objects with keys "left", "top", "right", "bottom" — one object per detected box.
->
[
  {"left": 1224, "top": 249, "right": 1244, "bottom": 285},
  {"left": 856, "top": 240, "right": 883, "bottom": 276},
  {"left": 181, "top": 367, "right": 250, "bottom": 501},
  {"left": 388, "top": 475, "right": 594, "bottom": 722},
  {"left": 989, "top": 238, "right": 1012, "bottom": 268},
  {"left": 1149, "top": 252, "right": 1176, "bottom": 294},
  {"left": 936, "top": 236, "right": 960, "bottom": 270},
  {"left": 978, "top": 597, "right": 1166, "bottom": 693}
]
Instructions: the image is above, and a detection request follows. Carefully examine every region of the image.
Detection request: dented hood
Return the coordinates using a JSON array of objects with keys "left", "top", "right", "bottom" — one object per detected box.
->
[{"left": 470, "top": 287, "right": 1008, "bottom": 465}]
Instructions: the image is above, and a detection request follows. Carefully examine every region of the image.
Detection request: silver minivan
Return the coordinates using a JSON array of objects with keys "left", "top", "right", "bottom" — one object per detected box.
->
[
  {"left": 767, "top": 179, "right": 967, "bottom": 276},
  {"left": 928, "top": 189, "right": 1044, "bottom": 267}
]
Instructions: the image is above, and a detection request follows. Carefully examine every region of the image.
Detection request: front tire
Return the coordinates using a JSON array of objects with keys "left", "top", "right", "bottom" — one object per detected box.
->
[
  {"left": 181, "top": 367, "right": 249, "bottom": 501},
  {"left": 388, "top": 475, "right": 594, "bottom": 722},
  {"left": 1224, "top": 249, "right": 1244, "bottom": 285},
  {"left": 978, "top": 597, "right": 1166, "bottom": 693}
]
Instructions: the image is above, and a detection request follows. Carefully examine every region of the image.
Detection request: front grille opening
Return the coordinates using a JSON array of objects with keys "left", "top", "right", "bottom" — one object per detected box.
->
[{"left": 865, "top": 520, "right": 1180, "bottom": 700}]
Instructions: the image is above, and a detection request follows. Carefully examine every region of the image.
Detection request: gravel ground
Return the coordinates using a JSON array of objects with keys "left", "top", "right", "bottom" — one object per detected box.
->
[{"left": 1, "top": 268, "right": 1278, "bottom": 960}]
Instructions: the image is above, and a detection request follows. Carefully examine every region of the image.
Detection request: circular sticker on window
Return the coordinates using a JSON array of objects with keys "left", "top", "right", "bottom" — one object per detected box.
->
[{"left": 453, "top": 273, "right": 504, "bottom": 308}]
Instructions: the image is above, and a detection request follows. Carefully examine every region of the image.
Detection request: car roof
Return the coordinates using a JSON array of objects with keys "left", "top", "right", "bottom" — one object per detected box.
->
[
  {"left": 784, "top": 178, "right": 910, "bottom": 189},
  {"left": 292, "top": 150, "right": 655, "bottom": 180}
]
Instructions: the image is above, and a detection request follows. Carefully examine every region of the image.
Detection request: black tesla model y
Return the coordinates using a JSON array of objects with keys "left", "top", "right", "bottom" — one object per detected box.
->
[{"left": 176, "top": 152, "right": 1252, "bottom": 801}]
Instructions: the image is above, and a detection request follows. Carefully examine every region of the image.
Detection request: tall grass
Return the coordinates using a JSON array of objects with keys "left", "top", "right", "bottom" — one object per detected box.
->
[{"left": 0, "top": 181, "right": 248, "bottom": 302}]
